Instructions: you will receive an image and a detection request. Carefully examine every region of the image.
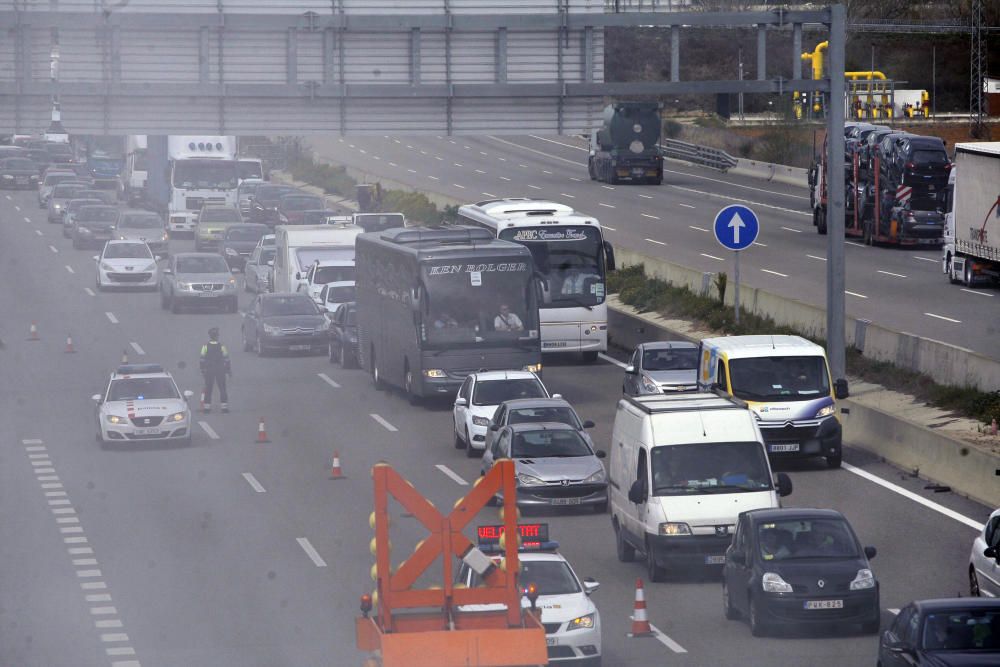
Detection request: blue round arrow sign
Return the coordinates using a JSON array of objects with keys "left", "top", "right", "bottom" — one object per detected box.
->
[{"left": 713, "top": 205, "right": 760, "bottom": 251}]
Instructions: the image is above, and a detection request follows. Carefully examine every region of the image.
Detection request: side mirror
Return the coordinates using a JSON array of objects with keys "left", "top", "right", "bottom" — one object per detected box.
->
[
  {"left": 154, "top": 255, "right": 162, "bottom": 262},
  {"left": 91, "top": 393, "right": 102, "bottom": 402},
  {"left": 730, "top": 550, "right": 745, "bottom": 566},
  {"left": 834, "top": 378, "right": 849, "bottom": 399},
  {"left": 489, "top": 423, "right": 500, "bottom": 432},
  {"left": 886, "top": 640, "right": 910, "bottom": 654},
  {"left": 183, "top": 390, "right": 194, "bottom": 399},
  {"left": 295, "top": 272, "right": 301, "bottom": 280},
  {"left": 582, "top": 420, "right": 595, "bottom": 429},
  {"left": 92, "top": 255, "right": 100, "bottom": 261},
  {"left": 624, "top": 365, "right": 637, "bottom": 374},
  {"left": 604, "top": 241, "right": 616, "bottom": 272},
  {"left": 985, "top": 546, "right": 997, "bottom": 559},
  {"left": 266, "top": 260, "right": 274, "bottom": 267},
  {"left": 864, "top": 545, "right": 877, "bottom": 560},
  {"left": 162, "top": 267, "right": 173, "bottom": 275},
  {"left": 583, "top": 578, "right": 600, "bottom": 595},
  {"left": 552, "top": 393, "right": 562, "bottom": 400},
  {"left": 627, "top": 479, "right": 645, "bottom": 505},
  {"left": 454, "top": 397, "right": 467, "bottom": 408},
  {"left": 595, "top": 450, "right": 607, "bottom": 459},
  {"left": 775, "top": 472, "right": 793, "bottom": 497}
]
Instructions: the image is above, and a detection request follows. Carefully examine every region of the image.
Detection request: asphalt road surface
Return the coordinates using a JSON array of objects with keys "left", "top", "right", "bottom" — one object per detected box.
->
[
  {"left": 0, "top": 185, "right": 990, "bottom": 667},
  {"left": 306, "top": 134, "right": 1000, "bottom": 361}
]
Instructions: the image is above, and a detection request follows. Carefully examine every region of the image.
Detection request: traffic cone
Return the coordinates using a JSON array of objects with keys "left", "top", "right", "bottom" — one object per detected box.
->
[
  {"left": 65, "top": 335, "right": 76, "bottom": 353},
  {"left": 255, "top": 417, "right": 270, "bottom": 443},
  {"left": 628, "top": 578, "right": 653, "bottom": 637},
  {"left": 329, "top": 450, "right": 344, "bottom": 480},
  {"left": 27, "top": 322, "right": 39, "bottom": 341}
]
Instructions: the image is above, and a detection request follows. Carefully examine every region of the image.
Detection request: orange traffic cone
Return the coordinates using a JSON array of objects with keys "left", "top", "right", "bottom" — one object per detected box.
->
[
  {"left": 199, "top": 392, "right": 208, "bottom": 414},
  {"left": 65, "top": 335, "right": 76, "bottom": 353},
  {"left": 255, "top": 417, "right": 270, "bottom": 443},
  {"left": 27, "top": 322, "right": 39, "bottom": 341},
  {"left": 329, "top": 450, "right": 344, "bottom": 479},
  {"left": 628, "top": 578, "right": 653, "bottom": 637}
]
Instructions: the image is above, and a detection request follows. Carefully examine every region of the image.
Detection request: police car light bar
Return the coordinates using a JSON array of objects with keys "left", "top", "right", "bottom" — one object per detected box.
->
[{"left": 115, "top": 363, "right": 165, "bottom": 375}]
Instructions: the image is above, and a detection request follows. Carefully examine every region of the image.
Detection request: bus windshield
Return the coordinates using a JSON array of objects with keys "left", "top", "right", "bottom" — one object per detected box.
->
[
  {"left": 499, "top": 226, "right": 605, "bottom": 309},
  {"left": 173, "top": 160, "right": 238, "bottom": 189},
  {"left": 421, "top": 260, "right": 537, "bottom": 348}
]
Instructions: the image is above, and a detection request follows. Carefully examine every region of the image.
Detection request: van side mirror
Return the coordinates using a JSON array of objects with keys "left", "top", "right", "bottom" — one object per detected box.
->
[
  {"left": 730, "top": 550, "right": 745, "bottom": 566},
  {"left": 295, "top": 272, "right": 301, "bottom": 280},
  {"left": 454, "top": 397, "right": 467, "bottom": 408},
  {"left": 627, "top": 479, "right": 645, "bottom": 504},
  {"left": 775, "top": 473, "right": 793, "bottom": 497},
  {"left": 985, "top": 546, "right": 998, "bottom": 559},
  {"left": 595, "top": 450, "right": 607, "bottom": 459},
  {"left": 603, "top": 241, "right": 616, "bottom": 272},
  {"left": 582, "top": 420, "right": 595, "bottom": 429},
  {"left": 489, "top": 423, "right": 500, "bottom": 432},
  {"left": 624, "top": 365, "right": 637, "bottom": 374},
  {"left": 864, "top": 546, "right": 877, "bottom": 560},
  {"left": 834, "top": 378, "right": 849, "bottom": 399}
]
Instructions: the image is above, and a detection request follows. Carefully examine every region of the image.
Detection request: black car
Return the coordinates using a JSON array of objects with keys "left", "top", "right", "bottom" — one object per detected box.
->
[
  {"left": 72, "top": 205, "right": 121, "bottom": 249},
  {"left": 62, "top": 198, "right": 104, "bottom": 238},
  {"left": 327, "top": 302, "right": 358, "bottom": 367},
  {"left": 242, "top": 292, "right": 328, "bottom": 356},
  {"left": 220, "top": 223, "right": 269, "bottom": 271},
  {"left": 45, "top": 142, "right": 76, "bottom": 165},
  {"left": 722, "top": 507, "right": 880, "bottom": 637},
  {"left": 0, "top": 157, "right": 40, "bottom": 189},
  {"left": 878, "top": 598, "right": 1000, "bottom": 666},
  {"left": 249, "top": 184, "right": 299, "bottom": 224},
  {"left": 277, "top": 193, "right": 325, "bottom": 225}
]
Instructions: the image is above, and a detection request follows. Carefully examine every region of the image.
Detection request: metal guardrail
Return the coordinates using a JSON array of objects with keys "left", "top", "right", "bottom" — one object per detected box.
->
[{"left": 661, "top": 138, "right": 738, "bottom": 171}]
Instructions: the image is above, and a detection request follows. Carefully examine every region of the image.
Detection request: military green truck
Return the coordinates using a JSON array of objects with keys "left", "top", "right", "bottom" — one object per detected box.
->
[{"left": 588, "top": 102, "right": 663, "bottom": 185}]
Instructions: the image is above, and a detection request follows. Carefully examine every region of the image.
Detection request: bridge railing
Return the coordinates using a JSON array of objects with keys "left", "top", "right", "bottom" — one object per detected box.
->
[{"left": 661, "top": 138, "right": 738, "bottom": 171}]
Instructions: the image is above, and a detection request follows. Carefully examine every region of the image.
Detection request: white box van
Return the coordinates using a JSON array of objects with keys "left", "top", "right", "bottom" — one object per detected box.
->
[
  {"left": 609, "top": 393, "right": 792, "bottom": 582},
  {"left": 273, "top": 223, "right": 362, "bottom": 294},
  {"left": 697, "top": 335, "right": 847, "bottom": 468}
]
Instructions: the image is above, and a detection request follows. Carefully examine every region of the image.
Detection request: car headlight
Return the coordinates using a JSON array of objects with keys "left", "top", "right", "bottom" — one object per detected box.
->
[
  {"left": 516, "top": 473, "right": 545, "bottom": 487},
  {"left": 849, "top": 568, "right": 875, "bottom": 590},
  {"left": 472, "top": 416, "right": 491, "bottom": 427},
  {"left": 658, "top": 522, "right": 691, "bottom": 536},
  {"left": 100, "top": 262, "right": 115, "bottom": 271},
  {"left": 814, "top": 404, "right": 835, "bottom": 418},
  {"left": 227, "top": 278, "right": 236, "bottom": 286},
  {"left": 161, "top": 233, "right": 169, "bottom": 241},
  {"left": 176, "top": 281, "right": 192, "bottom": 290},
  {"left": 225, "top": 248, "right": 238, "bottom": 256},
  {"left": 567, "top": 613, "right": 595, "bottom": 631},
  {"left": 641, "top": 375, "right": 658, "bottom": 393},
  {"left": 522, "top": 363, "right": 543, "bottom": 373},
  {"left": 422, "top": 369, "right": 446, "bottom": 378},
  {"left": 166, "top": 411, "right": 186, "bottom": 422},
  {"left": 762, "top": 572, "right": 793, "bottom": 593},
  {"left": 106, "top": 414, "right": 125, "bottom": 424},
  {"left": 262, "top": 324, "right": 281, "bottom": 335},
  {"left": 582, "top": 468, "right": 606, "bottom": 484}
]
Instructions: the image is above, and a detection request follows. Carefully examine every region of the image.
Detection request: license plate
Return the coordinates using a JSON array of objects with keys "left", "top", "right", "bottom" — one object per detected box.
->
[
  {"left": 543, "top": 341, "right": 568, "bottom": 348},
  {"left": 289, "top": 344, "right": 311, "bottom": 351},
  {"left": 632, "top": 168, "right": 645, "bottom": 175},
  {"left": 769, "top": 443, "right": 800, "bottom": 453},
  {"left": 546, "top": 637, "right": 558, "bottom": 646},
  {"left": 551, "top": 497, "right": 581, "bottom": 506},
  {"left": 704, "top": 555, "right": 727, "bottom": 565},
  {"left": 804, "top": 599, "right": 843, "bottom": 610},
  {"left": 133, "top": 428, "right": 161, "bottom": 435},
  {"left": 199, "top": 291, "right": 216, "bottom": 297}
]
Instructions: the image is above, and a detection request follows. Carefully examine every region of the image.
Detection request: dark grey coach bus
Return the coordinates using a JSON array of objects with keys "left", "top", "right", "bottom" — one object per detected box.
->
[{"left": 356, "top": 226, "right": 542, "bottom": 401}]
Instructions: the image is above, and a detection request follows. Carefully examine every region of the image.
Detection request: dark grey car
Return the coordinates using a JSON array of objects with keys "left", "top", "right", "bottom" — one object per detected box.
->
[
  {"left": 241, "top": 292, "right": 329, "bottom": 356},
  {"left": 484, "top": 397, "right": 595, "bottom": 456},
  {"left": 72, "top": 205, "right": 120, "bottom": 249},
  {"left": 0, "top": 157, "right": 40, "bottom": 189},
  {"left": 623, "top": 341, "right": 698, "bottom": 396},
  {"left": 116, "top": 210, "right": 169, "bottom": 256},
  {"left": 62, "top": 198, "right": 104, "bottom": 238},
  {"left": 220, "top": 223, "right": 270, "bottom": 271}
]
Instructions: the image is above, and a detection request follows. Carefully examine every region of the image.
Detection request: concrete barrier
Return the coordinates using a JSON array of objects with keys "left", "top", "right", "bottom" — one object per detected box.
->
[
  {"left": 728, "top": 158, "right": 809, "bottom": 189},
  {"left": 615, "top": 247, "right": 1000, "bottom": 392}
]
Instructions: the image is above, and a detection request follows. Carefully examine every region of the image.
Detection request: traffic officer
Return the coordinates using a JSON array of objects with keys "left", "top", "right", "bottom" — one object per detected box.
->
[{"left": 200, "top": 327, "right": 231, "bottom": 413}]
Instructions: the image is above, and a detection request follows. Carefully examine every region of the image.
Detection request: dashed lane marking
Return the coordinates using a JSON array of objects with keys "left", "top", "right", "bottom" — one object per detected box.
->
[
  {"left": 559, "top": 193, "right": 575, "bottom": 198},
  {"left": 689, "top": 225, "right": 709, "bottom": 233},
  {"left": 601, "top": 185, "right": 615, "bottom": 190},
  {"left": 296, "top": 537, "right": 328, "bottom": 567},
  {"left": 35, "top": 229, "right": 43, "bottom": 236},
  {"left": 603, "top": 225, "right": 616, "bottom": 231},
  {"left": 638, "top": 194, "right": 653, "bottom": 199},
  {"left": 807, "top": 254, "right": 827, "bottom": 262},
  {"left": 499, "top": 176, "right": 511, "bottom": 181},
  {"left": 846, "top": 241, "right": 866, "bottom": 248},
  {"left": 527, "top": 184, "right": 542, "bottom": 190},
  {"left": 242, "top": 472, "right": 266, "bottom": 493},
  {"left": 846, "top": 290, "right": 868, "bottom": 299},
  {"left": 700, "top": 253, "right": 724, "bottom": 262},
  {"left": 568, "top": 176, "right": 582, "bottom": 182},
  {"left": 65, "top": 265, "right": 75, "bottom": 274},
  {"left": 913, "top": 256, "right": 938, "bottom": 264},
  {"left": 679, "top": 203, "right": 696, "bottom": 209},
  {"left": 482, "top": 192, "right": 496, "bottom": 198},
  {"left": 105, "top": 312, "right": 118, "bottom": 324},
  {"left": 435, "top": 464, "right": 468, "bottom": 486},
  {"left": 924, "top": 312, "right": 961, "bottom": 324},
  {"left": 129, "top": 342, "right": 145, "bottom": 356},
  {"left": 781, "top": 226, "right": 803, "bottom": 233},
  {"left": 645, "top": 238, "right": 666, "bottom": 246},
  {"left": 542, "top": 170, "right": 552, "bottom": 174},
  {"left": 317, "top": 372, "right": 340, "bottom": 389},
  {"left": 453, "top": 184, "right": 466, "bottom": 189},
  {"left": 84, "top": 287, "right": 95, "bottom": 296},
  {"left": 388, "top": 162, "right": 398, "bottom": 167},
  {"left": 370, "top": 413, "right": 398, "bottom": 432},
  {"left": 475, "top": 169, "right": 486, "bottom": 174},
  {"left": 26, "top": 216, "right": 32, "bottom": 223},
  {"left": 598, "top": 352, "right": 627, "bottom": 369},
  {"left": 428, "top": 176, "right": 440, "bottom": 181},
  {"left": 598, "top": 203, "right": 615, "bottom": 208},
  {"left": 761, "top": 269, "right": 789, "bottom": 278},
  {"left": 961, "top": 288, "right": 993, "bottom": 297},
  {"left": 641, "top": 213, "right": 660, "bottom": 220},
  {"left": 877, "top": 270, "right": 907, "bottom": 279},
  {"left": 198, "top": 421, "right": 220, "bottom": 440},
  {"left": 407, "top": 168, "right": 417, "bottom": 173}
]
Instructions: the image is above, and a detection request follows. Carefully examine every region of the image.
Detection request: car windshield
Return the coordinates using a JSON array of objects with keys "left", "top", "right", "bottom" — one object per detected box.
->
[
  {"left": 255, "top": 186, "right": 297, "bottom": 204},
  {"left": 90, "top": 158, "right": 122, "bottom": 171},
  {"left": 119, "top": 215, "right": 163, "bottom": 229},
  {"left": 912, "top": 149, "right": 949, "bottom": 167},
  {"left": 200, "top": 208, "right": 241, "bottom": 223},
  {"left": 757, "top": 518, "right": 858, "bottom": 562},
  {"left": 173, "top": 160, "right": 237, "bottom": 189},
  {"left": 296, "top": 249, "right": 354, "bottom": 271},
  {"left": 78, "top": 207, "right": 119, "bottom": 222},
  {"left": 257, "top": 248, "right": 276, "bottom": 264},
  {"left": 226, "top": 226, "right": 266, "bottom": 242},
  {"left": 499, "top": 225, "right": 605, "bottom": 309},
  {"left": 68, "top": 199, "right": 102, "bottom": 212},
  {"left": 469, "top": 560, "right": 580, "bottom": 595},
  {"left": 104, "top": 244, "right": 152, "bottom": 259},
  {"left": 326, "top": 285, "right": 356, "bottom": 303},
  {"left": 728, "top": 355, "right": 830, "bottom": 401},
  {"left": 2, "top": 158, "right": 34, "bottom": 169},
  {"left": 281, "top": 196, "right": 323, "bottom": 211},
  {"left": 921, "top": 610, "right": 1000, "bottom": 652},
  {"left": 261, "top": 295, "right": 318, "bottom": 316},
  {"left": 642, "top": 347, "right": 698, "bottom": 371},
  {"left": 53, "top": 185, "right": 84, "bottom": 198},
  {"left": 176, "top": 256, "right": 229, "bottom": 274},
  {"left": 508, "top": 406, "right": 582, "bottom": 430},
  {"left": 44, "top": 173, "right": 78, "bottom": 187},
  {"left": 313, "top": 265, "right": 356, "bottom": 284},
  {"left": 107, "top": 377, "right": 179, "bottom": 401},
  {"left": 650, "top": 441, "right": 772, "bottom": 495},
  {"left": 510, "top": 429, "right": 591, "bottom": 458},
  {"left": 473, "top": 379, "right": 546, "bottom": 406}
]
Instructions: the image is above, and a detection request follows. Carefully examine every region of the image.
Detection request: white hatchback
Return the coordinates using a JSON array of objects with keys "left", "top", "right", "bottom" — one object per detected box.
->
[
  {"left": 453, "top": 370, "right": 554, "bottom": 458},
  {"left": 970, "top": 507, "right": 1000, "bottom": 598},
  {"left": 95, "top": 240, "right": 159, "bottom": 290}
]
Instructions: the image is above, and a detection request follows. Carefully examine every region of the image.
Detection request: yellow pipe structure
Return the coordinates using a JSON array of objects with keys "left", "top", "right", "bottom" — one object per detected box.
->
[{"left": 800, "top": 40, "right": 828, "bottom": 81}]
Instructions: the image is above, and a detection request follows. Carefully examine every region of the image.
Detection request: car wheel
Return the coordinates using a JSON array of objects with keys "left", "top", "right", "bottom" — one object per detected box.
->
[
  {"left": 465, "top": 428, "right": 478, "bottom": 458},
  {"left": 723, "top": 579, "right": 740, "bottom": 620},
  {"left": 826, "top": 451, "right": 842, "bottom": 469},
  {"left": 614, "top": 520, "right": 635, "bottom": 563},
  {"left": 581, "top": 351, "right": 599, "bottom": 363},
  {"left": 971, "top": 566, "right": 982, "bottom": 597},
  {"left": 964, "top": 260, "right": 975, "bottom": 287},
  {"left": 749, "top": 596, "right": 768, "bottom": 637},
  {"left": 645, "top": 540, "right": 665, "bottom": 582},
  {"left": 454, "top": 427, "right": 466, "bottom": 449},
  {"left": 816, "top": 208, "right": 827, "bottom": 235},
  {"left": 328, "top": 341, "right": 337, "bottom": 364}
]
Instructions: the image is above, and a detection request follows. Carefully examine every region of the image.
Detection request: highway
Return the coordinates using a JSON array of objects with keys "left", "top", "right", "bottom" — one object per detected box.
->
[
  {"left": 305, "top": 134, "right": 1000, "bottom": 361},
  {"left": 0, "top": 183, "right": 992, "bottom": 667}
]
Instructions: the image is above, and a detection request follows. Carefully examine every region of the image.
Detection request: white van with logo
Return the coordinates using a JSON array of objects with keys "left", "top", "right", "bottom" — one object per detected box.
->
[
  {"left": 609, "top": 393, "right": 792, "bottom": 582},
  {"left": 697, "top": 335, "right": 847, "bottom": 468}
]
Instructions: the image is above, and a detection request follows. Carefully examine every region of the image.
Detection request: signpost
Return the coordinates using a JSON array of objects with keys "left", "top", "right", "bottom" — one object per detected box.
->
[{"left": 713, "top": 205, "right": 760, "bottom": 324}]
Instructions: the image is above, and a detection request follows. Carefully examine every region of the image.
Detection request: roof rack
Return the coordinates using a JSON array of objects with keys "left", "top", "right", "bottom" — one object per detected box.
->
[
  {"left": 621, "top": 390, "right": 747, "bottom": 414},
  {"left": 115, "top": 363, "right": 165, "bottom": 375}
]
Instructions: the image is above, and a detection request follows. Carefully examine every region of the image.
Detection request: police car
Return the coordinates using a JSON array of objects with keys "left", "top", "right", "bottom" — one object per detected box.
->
[
  {"left": 457, "top": 524, "right": 602, "bottom": 666},
  {"left": 92, "top": 364, "right": 194, "bottom": 447}
]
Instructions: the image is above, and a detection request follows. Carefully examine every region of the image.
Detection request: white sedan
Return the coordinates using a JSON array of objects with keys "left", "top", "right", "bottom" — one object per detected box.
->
[
  {"left": 93, "top": 363, "right": 194, "bottom": 447},
  {"left": 970, "top": 507, "right": 1000, "bottom": 597},
  {"left": 453, "top": 370, "right": 553, "bottom": 458},
  {"left": 95, "top": 240, "right": 160, "bottom": 291}
]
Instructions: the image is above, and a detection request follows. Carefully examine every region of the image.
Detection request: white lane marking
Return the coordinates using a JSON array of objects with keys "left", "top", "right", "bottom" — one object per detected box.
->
[
  {"left": 842, "top": 462, "right": 983, "bottom": 531},
  {"left": 925, "top": 312, "right": 961, "bottom": 323},
  {"left": 480, "top": 151, "right": 488, "bottom": 156},
  {"left": 407, "top": 168, "right": 417, "bottom": 173},
  {"left": 878, "top": 270, "right": 907, "bottom": 279},
  {"left": 22, "top": 439, "right": 43, "bottom": 444},
  {"left": 370, "top": 413, "right": 398, "bottom": 432},
  {"left": 15, "top": 205, "right": 20, "bottom": 211},
  {"left": 482, "top": 192, "right": 496, "bottom": 198},
  {"left": 913, "top": 256, "right": 938, "bottom": 264},
  {"left": 64, "top": 265, "right": 75, "bottom": 274},
  {"left": 74, "top": 558, "right": 98, "bottom": 566},
  {"left": 29, "top": 453, "right": 50, "bottom": 459},
  {"left": 761, "top": 269, "right": 789, "bottom": 278},
  {"left": 518, "top": 164, "right": 528, "bottom": 169},
  {"left": 598, "top": 202, "right": 615, "bottom": 208},
  {"left": 35, "top": 467, "right": 56, "bottom": 474},
  {"left": 49, "top": 499, "right": 72, "bottom": 506},
  {"left": 475, "top": 169, "right": 486, "bottom": 174},
  {"left": 542, "top": 170, "right": 552, "bottom": 175},
  {"left": 198, "top": 421, "right": 220, "bottom": 440},
  {"left": 53, "top": 507, "right": 76, "bottom": 515},
  {"left": 846, "top": 290, "right": 868, "bottom": 299},
  {"left": 4, "top": 194, "right": 9, "bottom": 199},
  {"left": 64, "top": 536, "right": 88, "bottom": 544},
  {"left": 25, "top": 216, "right": 31, "bottom": 223},
  {"left": 527, "top": 184, "right": 542, "bottom": 190},
  {"left": 598, "top": 352, "right": 627, "bottom": 369},
  {"left": 645, "top": 238, "right": 667, "bottom": 246},
  {"left": 436, "top": 464, "right": 469, "bottom": 486},
  {"left": 679, "top": 203, "right": 696, "bottom": 209},
  {"left": 603, "top": 225, "right": 617, "bottom": 231},
  {"left": 60, "top": 526, "right": 83, "bottom": 533},
  {"left": 108, "top": 650, "right": 138, "bottom": 660},
  {"left": 105, "top": 312, "right": 118, "bottom": 324},
  {"left": 46, "top": 491, "right": 67, "bottom": 497},
  {"left": 559, "top": 192, "right": 575, "bottom": 199},
  {"left": 77, "top": 570, "right": 102, "bottom": 578},
  {"left": 41, "top": 482, "right": 63, "bottom": 488},
  {"left": 568, "top": 176, "right": 582, "bottom": 182},
  {"left": 781, "top": 226, "right": 803, "bottom": 233},
  {"left": 25, "top": 444, "right": 46, "bottom": 450},
  {"left": 807, "top": 254, "right": 827, "bottom": 262},
  {"left": 84, "top": 287, "right": 95, "bottom": 296},
  {"left": 129, "top": 341, "right": 145, "bottom": 356},
  {"left": 453, "top": 163, "right": 463, "bottom": 167},
  {"left": 700, "top": 253, "right": 724, "bottom": 261},
  {"left": 372, "top": 156, "right": 381, "bottom": 161},
  {"left": 753, "top": 242, "right": 768, "bottom": 247},
  {"left": 888, "top": 608, "right": 900, "bottom": 615},
  {"left": 90, "top": 606, "right": 117, "bottom": 615},
  {"left": 670, "top": 184, "right": 810, "bottom": 217},
  {"left": 297, "top": 537, "right": 328, "bottom": 567},
  {"left": 689, "top": 225, "right": 709, "bottom": 233},
  {"left": 961, "top": 288, "right": 993, "bottom": 297},
  {"left": 846, "top": 241, "right": 866, "bottom": 248},
  {"left": 359, "top": 149, "right": 367, "bottom": 155},
  {"left": 488, "top": 136, "right": 583, "bottom": 167},
  {"left": 242, "top": 472, "right": 266, "bottom": 493},
  {"left": 638, "top": 194, "right": 654, "bottom": 199},
  {"left": 81, "top": 581, "right": 108, "bottom": 590},
  {"left": 86, "top": 594, "right": 111, "bottom": 602},
  {"left": 499, "top": 176, "right": 511, "bottom": 181},
  {"left": 100, "top": 633, "right": 129, "bottom": 642},
  {"left": 641, "top": 213, "right": 660, "bottom": 220},
  {"left": 651, "top": 622, "right": 688, "bottom": 653},
  {"left": 96, "top": 620, "right": 124, "bottom": 629},
  {"left": 453, "top": 184, "right": 466, "bottom": 189},
  {"left": 497, "top": 157, "right": 507, "bottom": 162},
  {"left": 601, "top": 185, "right": 615, "bottom": 190},
  {"left": 69, "top": 547, "right": 94, "bottom": 555},
  {"left": 435, "top": 156, "right": 444, "bottom": 161},
  {"left": 34, "top": 229, "right": 42, "bottom": 236},
  {"left": 428, "top": 176, "right": 440, "bottom": 181},
  {"left": 388, "top": 162, "right": 398, "bottom": 167},
  {"left": 318, "top": 372, "right": 340, "bottom": 389}
]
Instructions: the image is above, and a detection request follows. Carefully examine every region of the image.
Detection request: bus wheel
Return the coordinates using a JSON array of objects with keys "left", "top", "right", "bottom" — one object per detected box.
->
[{"left": 372, "top": 351, "right": 385, "bottom": 391}]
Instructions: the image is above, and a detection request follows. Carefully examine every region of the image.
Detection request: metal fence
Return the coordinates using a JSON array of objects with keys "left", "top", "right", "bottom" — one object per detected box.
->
[{"left": 661, "top": 138, "right": 737, "bottom": 171}]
